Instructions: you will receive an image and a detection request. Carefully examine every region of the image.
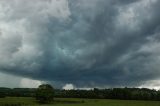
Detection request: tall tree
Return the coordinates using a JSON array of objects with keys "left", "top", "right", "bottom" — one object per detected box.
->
[{"left": 35, "top": 84, "right": 54, "bottom": 103}]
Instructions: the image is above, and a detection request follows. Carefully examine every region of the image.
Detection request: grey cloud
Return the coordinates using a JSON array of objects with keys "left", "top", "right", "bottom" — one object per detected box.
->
[{"left": 0, "top": 0, "right": 160, "bottom": 88}]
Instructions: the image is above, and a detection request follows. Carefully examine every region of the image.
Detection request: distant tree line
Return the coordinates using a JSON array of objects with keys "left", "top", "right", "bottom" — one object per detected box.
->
[
  {"left": 55, "top": 88, "right": 160, "bottom": 101},
  {"left": 1, "top": 87, "right": 160, "bottom": 101},
  {"left": 0, "top": 87, "right": 36, "bottom": 97}
]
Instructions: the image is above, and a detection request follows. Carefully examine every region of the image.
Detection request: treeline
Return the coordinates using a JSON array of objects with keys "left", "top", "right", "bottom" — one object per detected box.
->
[
  {"left": 0, "top": 87, "right": 35, "bottom": 97},
  {"left": 1, "top": 87, "right": 160, "bottom": 101},
  {"left": 55, "top": 88, "right": 160, "bottom": 101}
]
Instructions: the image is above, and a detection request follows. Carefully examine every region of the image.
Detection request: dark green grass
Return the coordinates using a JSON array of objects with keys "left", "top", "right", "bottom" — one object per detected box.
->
[
  {"left": 0, "top": 97, "right": 36, "bottom": 105},
  {"left": 1, "top": 97, "right": 160, "bottom": 106}
]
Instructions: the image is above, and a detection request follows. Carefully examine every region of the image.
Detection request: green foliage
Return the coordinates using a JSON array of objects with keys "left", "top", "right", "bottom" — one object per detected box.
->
[
  {"left": 1, "top": 87, "right": 160, "bottom": 101},
  {"left": 35, "top": 84, "right": 54, "bottom": 103},
  {"left": 55, "top": 88, "right": 160, "bottom": 101}
]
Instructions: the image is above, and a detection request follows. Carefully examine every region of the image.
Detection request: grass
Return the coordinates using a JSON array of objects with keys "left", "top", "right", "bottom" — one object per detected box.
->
[
  {"left": 0, "top": 97, "right": 36, "bottom": 105},
  {"left": 0, "top": 97, "right": 160, "bottom": 106}
]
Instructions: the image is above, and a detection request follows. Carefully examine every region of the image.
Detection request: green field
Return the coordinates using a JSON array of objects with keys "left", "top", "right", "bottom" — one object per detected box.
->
[{"left": 1, "top": 97, "right": 160, "bottom": 106}]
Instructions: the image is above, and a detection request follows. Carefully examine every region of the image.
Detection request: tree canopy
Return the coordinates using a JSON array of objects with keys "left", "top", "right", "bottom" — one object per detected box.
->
[{"left": 35, "top": 84, "right": 54, "bottom": 103}]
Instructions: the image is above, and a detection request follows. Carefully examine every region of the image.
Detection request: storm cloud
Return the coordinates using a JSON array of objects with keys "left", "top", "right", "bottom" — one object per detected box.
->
[{"left": 0, "top": 0, "right": 160, "bottom": 88}]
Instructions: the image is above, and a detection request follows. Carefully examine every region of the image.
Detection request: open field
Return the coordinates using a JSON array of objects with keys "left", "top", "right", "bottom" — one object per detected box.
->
[{"left": 1, "top": 97, "right": 160, "bottom": 106}]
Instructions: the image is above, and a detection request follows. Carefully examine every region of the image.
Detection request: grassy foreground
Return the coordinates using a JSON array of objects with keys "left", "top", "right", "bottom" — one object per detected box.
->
[{"left": 1, "top": 97, "right": 160, "bottom": 106}]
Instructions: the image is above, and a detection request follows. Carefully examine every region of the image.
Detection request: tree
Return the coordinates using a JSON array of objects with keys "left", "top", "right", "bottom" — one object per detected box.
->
[{"left": 35, "top": 84, "right": 54, "bottom": 103}]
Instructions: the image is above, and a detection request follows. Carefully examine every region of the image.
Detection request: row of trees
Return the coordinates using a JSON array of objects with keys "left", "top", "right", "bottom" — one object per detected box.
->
[
  {"left": 56, "top": 88, "right": 160, "bottom": 100},
  {"left": 1, "top": 85, "right": 160, "bottom": 101},
  {"left": 0, "top": 87, "right": 35, "bottom": 97},
  {"left": 0, "top": 84, "right": 54, "bottom": 103}
]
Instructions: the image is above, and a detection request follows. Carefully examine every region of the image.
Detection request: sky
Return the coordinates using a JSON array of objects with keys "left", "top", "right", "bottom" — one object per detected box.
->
[{"left": 0, "top": 0, "right": 160, "bottom": 89}]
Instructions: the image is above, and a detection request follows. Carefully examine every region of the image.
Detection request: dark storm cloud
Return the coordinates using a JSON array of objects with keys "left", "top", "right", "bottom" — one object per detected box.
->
[{"left": 0, "top": 0, "right": 160, "bottom": 87}]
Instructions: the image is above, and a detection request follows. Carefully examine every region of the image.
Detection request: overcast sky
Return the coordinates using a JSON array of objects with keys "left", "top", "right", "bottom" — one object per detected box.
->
[{"left": 0, "top": 0, "right": 160, "bottom": 89}]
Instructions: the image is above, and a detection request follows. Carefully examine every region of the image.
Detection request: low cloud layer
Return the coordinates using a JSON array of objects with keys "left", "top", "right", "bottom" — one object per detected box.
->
[{"left": 0, "top": 0, "right": 160, "bottom": 88}]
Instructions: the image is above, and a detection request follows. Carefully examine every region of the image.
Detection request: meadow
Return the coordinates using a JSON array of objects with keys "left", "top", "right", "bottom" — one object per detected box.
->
[{"left": 0, "top": 97, "right": 160, "bottom": 106}]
